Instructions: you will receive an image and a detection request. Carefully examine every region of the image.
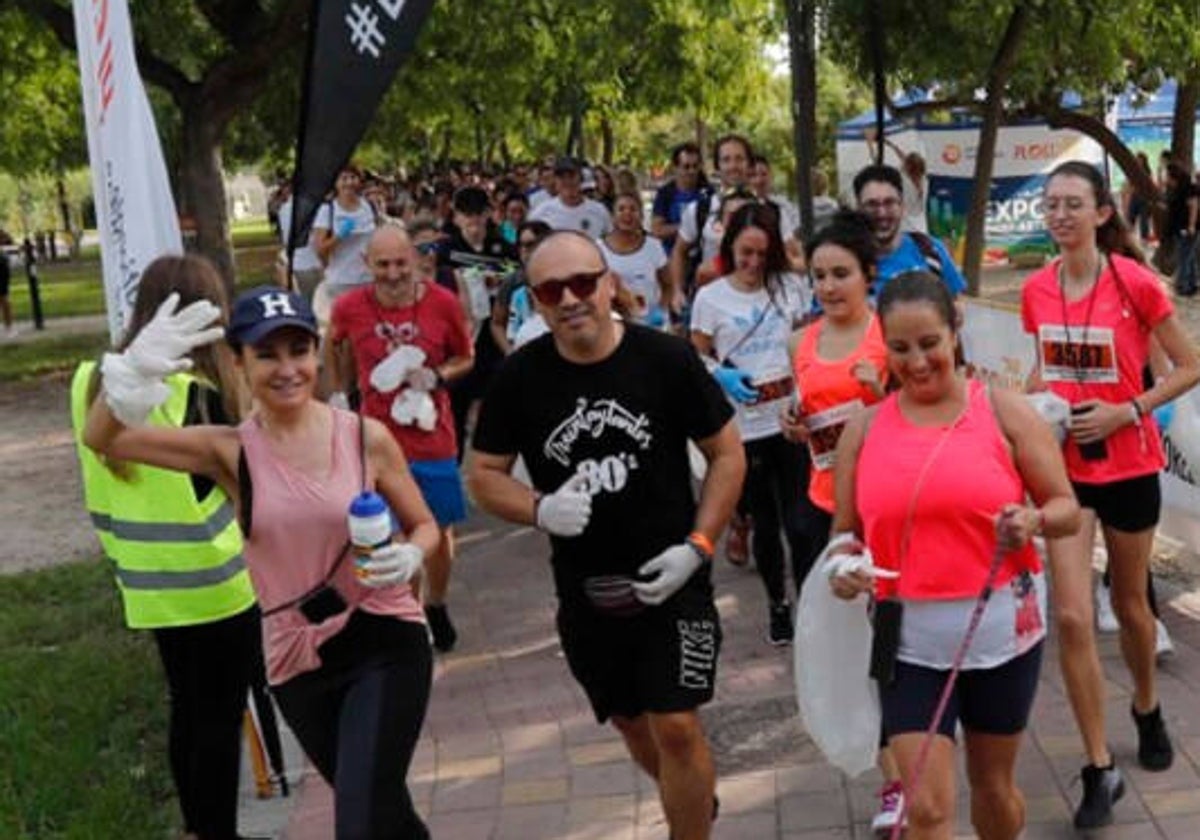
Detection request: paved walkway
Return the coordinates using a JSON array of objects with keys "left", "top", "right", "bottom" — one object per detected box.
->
[{"left": 262, "top": 510, "right": 1200, "bottom": 839}]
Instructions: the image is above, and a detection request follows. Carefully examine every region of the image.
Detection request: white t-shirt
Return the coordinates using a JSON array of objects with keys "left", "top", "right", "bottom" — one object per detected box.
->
[
  {"left": 529, "top": 197, "right": 613, "bottom": 238},
  {"left": 902, "top": 174, "right": 929, "bottom": 234},
  {"left": 277, "top": 198, "right": 322, "bottom": 273},
  {"left": 767, "top": 194, "right": 801, "bottom": 241},
  {"left": 598, "top": 235, "right": 669, "bottom": 322},
  {"left": 313, "top": 199, "right": 376, "bottom": 289},
  {"left": 690, "top": 273, "right": 811, "bottom": 441},
  {"left": 677, "top": 194, "right": 723, "bottom": 263},
  {"left": 527, "top": 187, "right": 552, "bottom": 210}
]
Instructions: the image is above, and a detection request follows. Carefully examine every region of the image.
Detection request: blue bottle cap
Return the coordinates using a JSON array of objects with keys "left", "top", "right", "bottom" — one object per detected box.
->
[{"left": 349, "top": 491, "right": 388, "bottom": 518}]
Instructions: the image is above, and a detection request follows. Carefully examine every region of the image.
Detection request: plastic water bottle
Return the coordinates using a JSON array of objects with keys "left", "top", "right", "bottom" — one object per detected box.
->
[{"left": 347, "top": 491, "right": 393, "bottom": 579}]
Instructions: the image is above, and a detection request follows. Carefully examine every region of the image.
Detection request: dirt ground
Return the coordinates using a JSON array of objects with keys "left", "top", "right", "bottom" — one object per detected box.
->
[{"left": 0, "top": 373, "right": 99, "bottom": 573}]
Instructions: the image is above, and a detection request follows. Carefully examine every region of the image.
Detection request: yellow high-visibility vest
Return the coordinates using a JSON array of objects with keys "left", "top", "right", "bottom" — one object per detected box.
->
[{"left": 70, "top": 362, "right": 255, "bottom": 629}]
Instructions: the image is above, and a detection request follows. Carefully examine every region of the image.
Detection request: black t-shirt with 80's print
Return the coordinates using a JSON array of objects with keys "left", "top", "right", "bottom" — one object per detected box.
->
[{"left": 473, "top": 324, "right": 733, "bottom": 603}]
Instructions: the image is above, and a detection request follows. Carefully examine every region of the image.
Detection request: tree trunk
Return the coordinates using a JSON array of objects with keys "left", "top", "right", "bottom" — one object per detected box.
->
[
  {"left": 961, "top": 5, "right": 1029, "bottom": 296},
  {"left": 785, "top": 0, "right": 817, "bottom": 242},
  {"left": 566, "top": 109, "right": 584, "bottom": 158},
  {"left": 180, "top": 104, "right": 234, "bottom": 293},
  {"left": 1171, "top": 70, "right": 1199, "bottom": 171},
  {"left": 694, "top": 114, "right": 707, "bottom": 163},
  {"left": 600, "top": 118, "right": 614, "bottom": 166}
]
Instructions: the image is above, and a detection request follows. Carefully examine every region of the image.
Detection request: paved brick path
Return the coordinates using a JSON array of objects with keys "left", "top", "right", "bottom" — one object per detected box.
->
[{"left": 276, "top": 510, "right": 1200, "bottom": 839}]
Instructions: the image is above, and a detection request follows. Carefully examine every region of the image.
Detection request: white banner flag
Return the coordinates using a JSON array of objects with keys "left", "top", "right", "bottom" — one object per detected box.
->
[{"left": 73, "top": 0, "right": 182, "bottom": 341}]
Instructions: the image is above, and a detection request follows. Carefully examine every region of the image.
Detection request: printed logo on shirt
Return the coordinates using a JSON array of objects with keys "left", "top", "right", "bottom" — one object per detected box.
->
[
  {"left": 677, "top": 619, "right": 717, "bottom": 689},
  {"left": 1037, "top": 324, "right": 1118, "bottom": 384},
  {"left": 543, "top": 397, "right": 653, "bottom": 467},
  {"left": 375, "top": 320, "right": 419, "bottom": 349}
]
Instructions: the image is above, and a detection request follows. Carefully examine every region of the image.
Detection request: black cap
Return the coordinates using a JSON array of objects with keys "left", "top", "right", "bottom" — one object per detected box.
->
[
  {"left": 553, "top": 156, "right": 581, "bottom": 174},
  {"left": 228, "top": 286, "right": 319, "bottom": 346}
]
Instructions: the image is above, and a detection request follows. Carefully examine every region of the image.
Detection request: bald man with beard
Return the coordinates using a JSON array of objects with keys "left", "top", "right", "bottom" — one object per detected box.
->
[
  {"left": 468, "top": 232, "right": 745, "bottom": 840},
  {"left": 327, "top": 225, "right": 475, "bottom": 652}
]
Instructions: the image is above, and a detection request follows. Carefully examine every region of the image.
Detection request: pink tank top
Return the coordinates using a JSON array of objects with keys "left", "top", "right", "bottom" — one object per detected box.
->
[
  {"left": 856, "top": 380, "right": 1039, "bottom": 601},
  {"left": 239, "top": 408, "right": 424, "bottom": 685}
]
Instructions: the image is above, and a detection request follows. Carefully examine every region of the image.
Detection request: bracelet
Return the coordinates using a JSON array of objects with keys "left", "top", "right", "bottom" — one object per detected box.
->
[
  {"left": 1034, "top": 507, "right": 1046, "bottom": 536},
  {"left": 1132, "top": 397, "right": 1147, "bottom": 418},
  {"left": 532, "top": 492, "right": 543, "bottom": 527},
  {"left": 686, "top": 531, "right": 715, "bottom": 562},
  {"left": 1128, "top": 400, "right": 1142, "bottom": 426}
]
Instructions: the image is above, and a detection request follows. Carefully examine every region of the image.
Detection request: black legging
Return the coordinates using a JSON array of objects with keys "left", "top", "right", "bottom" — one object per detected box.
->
[
  {"left": 153, "top": 605, "right": 260, "bottom": 840},
  {"left": 273, "top": 612, "right": 432, "bottom": 840},
  {"left": 742, "top": 434, "right": 813, "bottom": 605}
]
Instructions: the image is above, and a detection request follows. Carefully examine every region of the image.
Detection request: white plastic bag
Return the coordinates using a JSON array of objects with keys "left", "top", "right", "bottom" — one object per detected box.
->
[
  {"left": 1025, "top": 391, "right": 1070, "bottom": 444},
  {"left": 793, "top": 549, "right": 880, "bottom": 778}
]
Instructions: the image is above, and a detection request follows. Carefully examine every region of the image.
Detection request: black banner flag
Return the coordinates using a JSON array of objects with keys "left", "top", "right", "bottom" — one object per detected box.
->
[{"left": 287, "top": 0, "right": 435, "bottom": 265}]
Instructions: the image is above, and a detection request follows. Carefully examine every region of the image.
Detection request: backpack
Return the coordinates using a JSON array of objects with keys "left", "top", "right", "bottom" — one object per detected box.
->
[
  {"left": 909, "top": 231, "right": 944, "bottom": 277},
  {"left": 683, "top": 186, "right": 716, "bottom": 293}
]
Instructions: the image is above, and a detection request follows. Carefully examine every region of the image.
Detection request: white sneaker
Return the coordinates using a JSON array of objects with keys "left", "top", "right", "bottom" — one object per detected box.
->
[
  {"left": 1095, "top": 579, "right": 1119, "bottom": 633},
  {"left": 1156, "top": 619, "right": 1174, "bottom": 659},
  {"left": 871, "top": 781, "right": 906, "bottom": 833}
]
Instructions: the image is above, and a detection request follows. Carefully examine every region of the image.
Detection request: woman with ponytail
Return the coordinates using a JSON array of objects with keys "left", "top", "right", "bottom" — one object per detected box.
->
[{"left": 1020, "top": 160, "right": 1200, "bottom": 829}]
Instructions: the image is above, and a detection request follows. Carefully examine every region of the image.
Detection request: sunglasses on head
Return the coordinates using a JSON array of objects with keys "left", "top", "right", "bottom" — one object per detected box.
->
[
  {"left": 415, "top": 241, "right": 440, "bottom": 256},
  {"left": 529, "top": 268, "right": 606, "bottom": 306}
]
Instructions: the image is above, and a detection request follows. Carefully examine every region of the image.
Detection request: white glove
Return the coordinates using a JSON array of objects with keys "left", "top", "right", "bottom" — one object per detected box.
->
[
  {"left": 535, "top": 472, "right": 592, "bottom": 537},
  {"left": 633, "top": 543, "right": 703, "bottom": 605},
  {"left": 356, "top": 542, "right": 424, "bottom": 588},
  {"left": 101, "top": 292, "right": 224, "bottom": 426},
  {"left": 369, "top": 345, "right": 425, "bottom": 393},
  {"left": 405, "top": 366, "right": 440, "bottom": 392},
  {"left": 390, "top": 389, "right": 437, "bottom": 430},
  {"left": 327, "top": 391, "right": 350, "bottom": 410},
  {"left": 822, "top": 549, "right": 899, "bottom": 581}
]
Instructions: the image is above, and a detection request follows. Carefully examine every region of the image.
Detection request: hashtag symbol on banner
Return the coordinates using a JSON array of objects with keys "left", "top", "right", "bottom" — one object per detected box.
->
[
  {"left": 346, "top": 3, "right": 386, "bottom": 58},
  {"left": 376, "top": 0, "right": 407, "bottom": 20}
]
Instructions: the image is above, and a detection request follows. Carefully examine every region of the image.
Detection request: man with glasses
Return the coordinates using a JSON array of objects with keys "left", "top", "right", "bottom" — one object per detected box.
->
[
  {"left": 853, "top": 164, "right": 965, "bottom": 298},
  {"left": 468, "top": 232, "right": 745, "bottom": 840},
  {"left": 328, "top": 226, "right": 475, "bottom": 653},
  {"left": 652, "top": 141, "right": 708, "bottom": 255}
]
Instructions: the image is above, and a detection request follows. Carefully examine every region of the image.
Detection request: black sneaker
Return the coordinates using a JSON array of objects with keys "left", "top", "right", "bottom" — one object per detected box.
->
[
  {"left": 767, "top": 602, "right": 793, "bottom": 646},
  {"left": 1073, "top": 763, "right": 1125, "bottom": 829},
  {"left": 425, "top": 603, "right": 458, "bottom": 652},
  {"left": 1132, "top": 704, "right": 1174, "bottom": 770}
]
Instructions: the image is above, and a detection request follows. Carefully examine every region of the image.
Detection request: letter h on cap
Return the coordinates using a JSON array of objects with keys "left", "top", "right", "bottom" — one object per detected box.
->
[{"left": 260, "top": 292, "right": 296, "bottom": 319}]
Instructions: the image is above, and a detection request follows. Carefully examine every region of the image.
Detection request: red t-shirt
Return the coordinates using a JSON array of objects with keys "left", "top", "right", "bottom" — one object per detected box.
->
[
  {"left": 1020, "top": 254, "right": 1171, "bottom": 483},
  {"left": 331, "top": 283, "right": 472, "bottom": 462}
]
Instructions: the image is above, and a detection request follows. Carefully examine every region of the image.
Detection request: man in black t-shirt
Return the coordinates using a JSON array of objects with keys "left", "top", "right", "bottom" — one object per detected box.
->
[{"left": 468, "top": 231, "right": 745, "bottom": 840}]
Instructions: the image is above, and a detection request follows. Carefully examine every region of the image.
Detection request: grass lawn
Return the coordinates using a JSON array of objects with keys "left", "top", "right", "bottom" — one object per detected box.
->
[
  {"left": 0, "top": 332, "right": 110, "bottom": 382},
  {"left": 0, "top": 561, "right": 177, "bottom": 838},
  {"left": 7, "top": 243, "right": 282, "bottom": 323}
]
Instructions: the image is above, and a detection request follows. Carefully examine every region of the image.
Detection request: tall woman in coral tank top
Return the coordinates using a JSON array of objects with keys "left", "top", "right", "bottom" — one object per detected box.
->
[
  {"left": 828, "top": 272, "right": 1079, "bottom": 840},
  {"left": 1020, "top": 160, "right": 1199, "bottom": 828}
]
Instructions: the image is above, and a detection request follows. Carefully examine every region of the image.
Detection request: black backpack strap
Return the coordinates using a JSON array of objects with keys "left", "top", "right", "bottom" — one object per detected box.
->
[
  {"left": 909, "top": 231, "right": 944, "bottom": 277},
  {"left": 237, "top": 445, "right": 253, "bottom": 539}
]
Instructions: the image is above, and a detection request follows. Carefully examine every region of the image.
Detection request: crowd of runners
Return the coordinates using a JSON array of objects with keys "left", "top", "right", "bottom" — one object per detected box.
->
[{"left": 69, "top": 133, "right": 1200, "bottom": 840}]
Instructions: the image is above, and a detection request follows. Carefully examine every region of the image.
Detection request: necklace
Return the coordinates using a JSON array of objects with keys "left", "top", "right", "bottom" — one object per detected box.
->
[{"left": 1056, "top": 258, "right": 1102, "bottom": 380}]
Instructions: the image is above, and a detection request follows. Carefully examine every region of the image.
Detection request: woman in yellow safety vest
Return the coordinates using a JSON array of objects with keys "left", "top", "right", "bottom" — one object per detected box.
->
[{"left": 70, "top": 255, "right": 259, "bottom": 840}]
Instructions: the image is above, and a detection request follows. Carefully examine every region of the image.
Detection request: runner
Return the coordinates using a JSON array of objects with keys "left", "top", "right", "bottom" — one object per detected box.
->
[
  {"left": 1021, "top": 160, "right": 1200, "bottom": 827},
  {"left": 829, "top": 271, "right": 1080, "bottom": 840},
  {"left": 690, "top": 204, "right": 812, "bottom": 644},
  {"left": 599, "top": 191, "right": 670, "bottom": 328},
  {"left": 328, "top": 226, "right": 475, "bottom": 653},
  {"left": 467, "top": 231, "right": 745, "bottom": 840}
]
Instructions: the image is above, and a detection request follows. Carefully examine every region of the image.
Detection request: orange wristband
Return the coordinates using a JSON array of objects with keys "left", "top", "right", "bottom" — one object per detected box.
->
[{"left": 687, "top": 531, "right": 715, "bottom": 559}]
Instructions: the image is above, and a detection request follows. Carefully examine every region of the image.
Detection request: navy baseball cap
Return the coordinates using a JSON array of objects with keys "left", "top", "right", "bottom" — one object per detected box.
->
[
  {"left": 553, "top": 156, "right": 581, "bottom": 174},
  {"left": 228, "top": 285, "right": 319, "bottom": 346}
]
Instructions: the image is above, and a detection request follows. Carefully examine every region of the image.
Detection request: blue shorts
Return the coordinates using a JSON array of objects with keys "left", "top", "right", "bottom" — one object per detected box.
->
[{"left": 409, "top": 458, "right": 467, "bottom": 527}]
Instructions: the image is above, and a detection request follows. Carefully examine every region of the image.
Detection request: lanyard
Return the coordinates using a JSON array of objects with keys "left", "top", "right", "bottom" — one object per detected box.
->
[{"left": 1056, "top": 260, "right": 1101, "bottom": 379}]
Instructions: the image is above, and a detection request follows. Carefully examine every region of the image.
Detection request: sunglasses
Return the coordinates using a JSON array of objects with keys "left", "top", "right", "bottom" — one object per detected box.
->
[
  {"left": 415, "top": 241, "right": 440, "bottom": 256},
  {"left": 529, "top": 269, "right": 605, "bottom": 306}
]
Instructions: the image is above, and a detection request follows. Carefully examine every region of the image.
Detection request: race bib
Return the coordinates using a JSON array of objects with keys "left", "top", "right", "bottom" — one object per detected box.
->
[
  {"left": 1038, "top": 324, "right": 1118, "bottom": 384},
  {"left": 749, "top": 372, "right": 795, "bottom": 407},
  {"left": 1012, "top": 570, "right": 1044, "bottom": 655},
  {"left": 806, "top": 399, "right": 864, "bottom": 471}
]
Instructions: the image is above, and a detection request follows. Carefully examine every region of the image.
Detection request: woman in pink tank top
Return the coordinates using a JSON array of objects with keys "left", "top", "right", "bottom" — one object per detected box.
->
[
  {"left": 85, "top": 283, "right": 440, "bottom": 837},
  {"left": 825, "top": 272, "right": 1079, "bottom": 840}
]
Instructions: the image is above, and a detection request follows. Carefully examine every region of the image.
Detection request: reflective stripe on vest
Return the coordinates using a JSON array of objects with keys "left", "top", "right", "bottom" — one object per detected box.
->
[
  {"left": 110, "top": 553, "right": 247, "bottom": 590},
  {"left": 89, "top": 501, "right": 236, "bottom": 543},
  {"left": 70, "top": 363, "right": 256, "bottom": 629}
]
